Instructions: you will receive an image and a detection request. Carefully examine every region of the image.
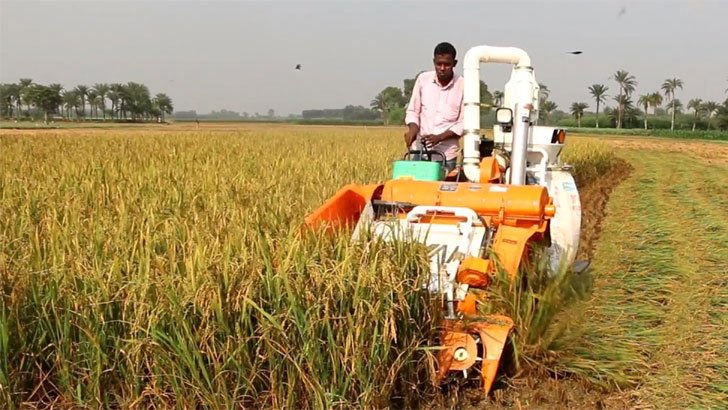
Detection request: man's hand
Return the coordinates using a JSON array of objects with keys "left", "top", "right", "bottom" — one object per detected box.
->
[
  {"left": 404, "top": 130, "right": 417, "bottom": 147},
  {"left": 404, "top": 123, "right": 419, "bottom": 148},
  {"left": 421, "top": 134, "right": 443, "bottom": 149},
  {"left": 423, "top": 130, "right": 460, "bottom": 149}
]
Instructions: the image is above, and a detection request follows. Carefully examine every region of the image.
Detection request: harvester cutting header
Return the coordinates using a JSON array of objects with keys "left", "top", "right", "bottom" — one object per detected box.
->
[{"left": 305, "top": 45, "right": 582, "bottom": 394}]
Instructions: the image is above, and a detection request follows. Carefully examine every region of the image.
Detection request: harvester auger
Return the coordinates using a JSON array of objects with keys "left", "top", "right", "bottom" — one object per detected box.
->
[{"left": 304, "top": 45, "right": 582, "bottom": 395}]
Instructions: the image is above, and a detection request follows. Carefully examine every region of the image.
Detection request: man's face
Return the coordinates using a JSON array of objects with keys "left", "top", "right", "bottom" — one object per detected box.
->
[{"left": 433, "top": 54, "right": 456, "bottom": 83}]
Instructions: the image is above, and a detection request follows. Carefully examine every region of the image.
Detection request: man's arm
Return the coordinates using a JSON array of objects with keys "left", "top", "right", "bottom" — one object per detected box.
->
[{"left": 439, "top": 99, "right": 464, "bottom": 141}]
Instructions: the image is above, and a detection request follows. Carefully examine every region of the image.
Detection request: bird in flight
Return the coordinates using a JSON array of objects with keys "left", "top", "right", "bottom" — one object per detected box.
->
[
  {"left": 566, "top": 51, "right": 583, "bottom": 55},
  {"left": 295, "top": 64, "right": 302, "bottom": 70}
]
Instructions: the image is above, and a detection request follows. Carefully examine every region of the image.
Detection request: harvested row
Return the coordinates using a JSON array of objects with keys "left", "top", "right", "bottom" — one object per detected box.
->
[{"left": 549, "top": 148, "right": 728, "bottom": 409}]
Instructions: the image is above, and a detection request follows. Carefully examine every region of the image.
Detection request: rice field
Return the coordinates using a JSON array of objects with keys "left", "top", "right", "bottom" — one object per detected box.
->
[{"left": 1, "top": 123, "right": 725, "bottom": 409}]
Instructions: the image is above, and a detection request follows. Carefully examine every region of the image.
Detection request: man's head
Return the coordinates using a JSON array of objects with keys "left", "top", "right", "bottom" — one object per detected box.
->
[{"left": 433, "top": 42, "right": 457, "bottom": 84}]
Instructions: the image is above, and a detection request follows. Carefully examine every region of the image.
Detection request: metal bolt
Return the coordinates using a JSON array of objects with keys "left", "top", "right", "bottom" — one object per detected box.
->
[{"left": 454, "top": 347, "right": 469, "bottom": 362}]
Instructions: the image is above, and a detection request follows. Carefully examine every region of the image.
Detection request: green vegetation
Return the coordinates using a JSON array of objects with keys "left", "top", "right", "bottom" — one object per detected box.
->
[
  {"left": 588, "top": 84, "right": 609, "bottom": 128},
  {"left": 563, "top": 127, "right": 728, "bottom": 142},
  {"left": 554, "top": 73, "right": 728, "bottom": 132},
  {"left": 0, "top": 80, "right": 173, "bottom": 124}
]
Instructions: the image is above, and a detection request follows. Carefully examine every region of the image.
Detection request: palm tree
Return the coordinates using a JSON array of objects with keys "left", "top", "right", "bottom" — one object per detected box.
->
[
  {"left": 123, "top": 82, "right": 153, "bottom": 121},
  {"left": 370, "top": 92, "right": 385, "bottom": 114},
  {"left": 661, "top": 78, "right": 683, "bottom": 131},
  {"left": 370, "top": 86, "right": 404, "bottom": 125},
  {"left": 109, "top": 83, "right": 124, "bottom": 119},
  {"left": 701, "top": 101, "right": 719, "bottom": 129},
  {"left": 613, "top": 70, "right": 637, "bottom": 128},
  {"left": 62, "top": 90, "right": 80, "bottom": 119},
  {"left": 47, "top": 84, "right": 64, "bottom": 119},
  {"left": 87, "top": 89, "right": 98, "bottom": 118},
  {"left": 403, "top": 75, "right": 420, "bottom": 101},
  {"left": 538, "top": 83, "right": 550, "bottom": 106},
  {"left": 1, "top": 84, "right": 13, "bottom": 118},
  {"left": 665, "top": 98, "right": 683, "bottom": 127},
  {"left": 540, "top": 100, "right": 558, "bottom": 125},
  {"left": 588, "top": 84, "right": 608, "bottom": 128},
  {"left": 687, "top": 98, "right": 703, "bottom": 131},
  {"left": 153, "top": 93, "right": 174, "bottom": 122},
  {"left": 18, "top": 78, "right": 33, "bottom": 117},
  {"left": 493, "top": 91, "right": 504, "bottom": 106},
  {"left": 613, "top": 94, "right": 636, "bottom": 127},
  {"left": 1, "top": 83, "right": 20, "bottom": 119},
  {"left": 642, "top": 92, "right": 664, "bottom": 129},
  {"left": 637, "top": 94, "right": 651, "bottom": 130},
  {"left": 92, "top": 83, "right": 110, "bottom": 119},
  {"left": 648, "top": 92, "right": 663, "bottom": 113},
  {"left": 626, "top": 106, "right": 643, "bottom": 128},
  {"left": 106, "top": 90, "right": 118, "bottom": 119},
  {"left": 74, "top": 85, "right": 89, "bottom": 118},
  {"left": 718, "top": 103, "right": 728, "bottom": 130},
  {"left": 570, "top": 102, "right": 589, "bottom": 127}
]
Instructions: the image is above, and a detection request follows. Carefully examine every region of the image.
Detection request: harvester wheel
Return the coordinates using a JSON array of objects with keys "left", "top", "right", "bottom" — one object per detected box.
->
[{"left": 435, "top": 316, "right": 514, "bottom": 395}]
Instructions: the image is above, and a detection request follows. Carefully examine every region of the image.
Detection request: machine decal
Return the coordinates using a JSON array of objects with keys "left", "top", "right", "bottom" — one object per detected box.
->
[
  {"left": 571, "top": 194, "right": 581, "bottom": 210},
  {"left": 439, "top": 183, "right": 458, "bottom": 192}
]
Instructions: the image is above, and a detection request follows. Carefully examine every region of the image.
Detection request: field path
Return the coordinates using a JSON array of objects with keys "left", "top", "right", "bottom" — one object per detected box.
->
[{"left": 586, "top": 143, "right": 728, "bottom": 409}]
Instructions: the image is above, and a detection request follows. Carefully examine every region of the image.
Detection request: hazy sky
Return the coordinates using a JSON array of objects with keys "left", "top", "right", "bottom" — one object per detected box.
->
[{"left": 1, "top": 0, "right": 726, "bottom": 116}]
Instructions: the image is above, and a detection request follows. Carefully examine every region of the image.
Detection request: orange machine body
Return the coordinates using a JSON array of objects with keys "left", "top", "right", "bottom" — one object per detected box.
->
[
  {"left": 379, "top": 179, "right": 555, "bottom": 227},
  {"left": 305, "top": 180, "right": 555, "bottom": 230},
  {"left": 304, "top": 183, "right": 380, "bottom": 231}
]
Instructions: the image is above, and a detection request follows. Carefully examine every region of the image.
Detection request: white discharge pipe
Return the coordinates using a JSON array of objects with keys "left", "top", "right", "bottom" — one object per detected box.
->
[{"left": 461, "top": 46, "right": 533, "bottom": 183}]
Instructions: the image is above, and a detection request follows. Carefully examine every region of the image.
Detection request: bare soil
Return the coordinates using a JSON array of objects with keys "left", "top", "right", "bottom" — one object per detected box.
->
[{"left": 576, "top": 157, "right": 634, "bottom": 262}]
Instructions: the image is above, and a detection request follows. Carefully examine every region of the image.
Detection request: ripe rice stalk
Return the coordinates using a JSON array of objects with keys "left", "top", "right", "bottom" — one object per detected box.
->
[{"left": 0, "top": 127, "right": 623, "bottom": 407}]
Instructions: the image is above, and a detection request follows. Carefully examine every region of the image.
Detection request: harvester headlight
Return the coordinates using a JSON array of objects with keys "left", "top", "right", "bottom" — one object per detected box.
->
[{"left": 495, "top": 107, "right": 513, "bottom": 125}]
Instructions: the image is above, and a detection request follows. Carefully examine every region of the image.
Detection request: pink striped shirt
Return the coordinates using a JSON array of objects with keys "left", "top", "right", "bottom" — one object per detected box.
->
[{"left": 404, "top": 70, "right": 464, "bottom": 160}]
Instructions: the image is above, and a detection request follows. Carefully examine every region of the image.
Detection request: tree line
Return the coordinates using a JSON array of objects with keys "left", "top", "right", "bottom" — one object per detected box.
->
[
  {"left": 0, "top": 79, "right": 174, "bottom": 123},
  {"left": 545, "top": 73, "right": 728, "bottom": 131},
  {"left": 369, "top": 71, "right": 728, "bottom": 132},
  {"left": 301, "top": 105, "right": 380, "bottom": 121},
  {"left": 174, "top": 109, "right": 280, "bottom": 120}
]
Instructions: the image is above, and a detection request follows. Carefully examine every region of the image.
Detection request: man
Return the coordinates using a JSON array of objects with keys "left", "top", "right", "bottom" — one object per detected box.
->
[{"left": 404, "top": 42, "right": 464, "bottom": 174}]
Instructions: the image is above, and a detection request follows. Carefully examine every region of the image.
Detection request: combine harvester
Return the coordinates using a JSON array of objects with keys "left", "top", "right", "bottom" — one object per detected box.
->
[{"left": 305, "top": 45, "right": 582, "bottom": 394}]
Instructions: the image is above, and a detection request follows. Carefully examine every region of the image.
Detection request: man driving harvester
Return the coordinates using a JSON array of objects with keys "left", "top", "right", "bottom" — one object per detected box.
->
[{"left": 403, "top": 42, "right": 464, "bottom": 174}]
